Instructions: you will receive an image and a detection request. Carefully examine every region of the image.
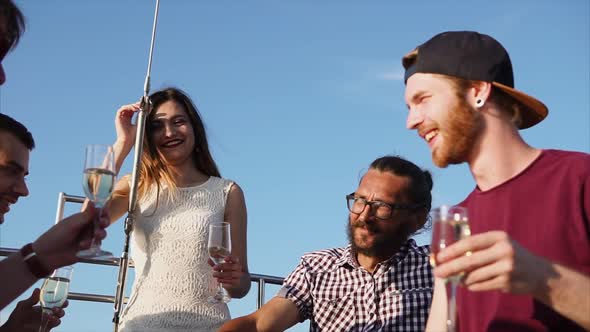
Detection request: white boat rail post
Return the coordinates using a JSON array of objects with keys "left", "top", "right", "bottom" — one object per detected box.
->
[
  {"left": 54, "top": 192, "right": 66, "bottom": 224},
  {"left": 257, "top": 279, "right": 266, "bottom": 309}
]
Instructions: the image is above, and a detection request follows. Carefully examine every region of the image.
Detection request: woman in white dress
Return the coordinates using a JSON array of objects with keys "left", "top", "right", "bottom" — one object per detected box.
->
[{"left": 105, "top": 87, "right": 250, "bottom": 332}]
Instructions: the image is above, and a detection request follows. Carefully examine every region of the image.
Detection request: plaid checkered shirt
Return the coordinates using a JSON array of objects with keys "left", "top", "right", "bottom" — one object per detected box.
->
[{"left": 277, "top": 239, "right": 433, "bottom": 332}]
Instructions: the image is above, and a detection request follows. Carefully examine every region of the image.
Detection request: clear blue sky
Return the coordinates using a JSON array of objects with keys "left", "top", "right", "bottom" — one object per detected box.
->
[{"left": 1, "top": 1, "right": 588, "bottom": 331}]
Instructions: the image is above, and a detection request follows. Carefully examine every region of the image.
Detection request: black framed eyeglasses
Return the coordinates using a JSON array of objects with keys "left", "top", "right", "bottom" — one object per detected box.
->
[{"left": 346, "top": 193, "right": 425, "bottom": 220}]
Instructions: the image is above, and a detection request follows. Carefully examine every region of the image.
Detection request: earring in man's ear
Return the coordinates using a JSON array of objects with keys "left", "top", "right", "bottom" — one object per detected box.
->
[{"left": 475, "top": 99, "right": 485, "bottom": 108}]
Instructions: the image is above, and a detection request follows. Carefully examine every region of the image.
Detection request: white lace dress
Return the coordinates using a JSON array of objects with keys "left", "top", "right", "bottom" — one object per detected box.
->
[{"left": 119, "top": 177, "right": 234, "bottom": 332}]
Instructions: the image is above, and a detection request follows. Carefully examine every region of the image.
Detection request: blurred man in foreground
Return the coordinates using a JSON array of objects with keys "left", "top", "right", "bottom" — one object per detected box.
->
[{"left": 0, "top": 1, "right": 108, "bottom": 330}]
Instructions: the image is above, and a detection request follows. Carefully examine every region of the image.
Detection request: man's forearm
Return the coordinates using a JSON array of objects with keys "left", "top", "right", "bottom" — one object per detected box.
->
[
  {"left": 0, "top": 253, "right": 37, "bottom": 309},
  {"left": 218, "top": 315, "right": 258, "bottom": 332},
  {"left": 219, "top": 297, "right": 300, "bottom": 332},
  {"left": 534, "top": 260, "right": 590, "bottom": 330}
]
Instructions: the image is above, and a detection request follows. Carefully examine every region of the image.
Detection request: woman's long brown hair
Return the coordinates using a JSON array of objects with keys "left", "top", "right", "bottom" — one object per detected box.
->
[{"left": 137, "top": 87, "right": 220, "bottom": 203}]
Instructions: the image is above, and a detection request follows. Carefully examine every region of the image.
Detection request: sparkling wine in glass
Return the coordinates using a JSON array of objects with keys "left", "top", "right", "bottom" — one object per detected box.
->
[
  {"left": 39, "top": 266, "right": 73, "bottom": 332},
  {"left": 430, "top": 205, "right": 470, "bottom": 332},
  {"left": 207, "top": 222, "right": 232, "bottom": 303},
  {"left": 78, "top": 144, "right": 115, "bottom": 259}
]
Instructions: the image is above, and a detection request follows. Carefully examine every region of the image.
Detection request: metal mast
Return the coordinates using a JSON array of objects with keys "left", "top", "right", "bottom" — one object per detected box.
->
[{"left": 112, "top": 1, "right": 161, "bottom": 330}]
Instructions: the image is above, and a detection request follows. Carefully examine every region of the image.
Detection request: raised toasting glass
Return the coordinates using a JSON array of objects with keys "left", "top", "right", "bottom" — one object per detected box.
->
[
  {"left": 207, "top": 222, "right": 232, "bottom": 303},
  {"left": 39, "top": 266, "right": 73, "bottom": 332},
  {"left": 78, "top": 144, "right": 115, "bottom": 259},
  {"left": 430, "top": 205, "right": 470, "bottom": 332}
]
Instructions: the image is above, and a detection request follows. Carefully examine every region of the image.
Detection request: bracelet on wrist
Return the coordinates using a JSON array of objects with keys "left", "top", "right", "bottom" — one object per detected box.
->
[{"left": 20, "top": 243, "right": 52, "bottom": 278}]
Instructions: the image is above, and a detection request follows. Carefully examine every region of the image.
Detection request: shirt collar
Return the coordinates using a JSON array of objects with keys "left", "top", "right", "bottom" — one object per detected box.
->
[{"left": 334, "top": 245, "right": 356, "bottom": 268}]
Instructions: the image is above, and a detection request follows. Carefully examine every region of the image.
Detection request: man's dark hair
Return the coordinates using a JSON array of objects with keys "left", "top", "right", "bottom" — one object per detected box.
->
[
  {"left": 370, "top": 156, "right": 433, "bottom": 209},
  {"left": 0, "top": 113, "right": 35, "bottom": 149},
  {"left": 0, "top": 0, "right": 25, "bottom": 51},
  {"left": 370, "top": 155, "right": 433, "bottom": 231}
]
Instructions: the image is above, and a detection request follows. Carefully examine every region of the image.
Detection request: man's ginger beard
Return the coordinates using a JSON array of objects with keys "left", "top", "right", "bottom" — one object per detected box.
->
[{"left": 432, "top": 95, "right": 483, "bottom": 168}]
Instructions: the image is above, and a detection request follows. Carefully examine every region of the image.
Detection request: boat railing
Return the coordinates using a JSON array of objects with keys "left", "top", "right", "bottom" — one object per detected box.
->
[{"left": 0, "top": 192, "right": 284, "bottom": 311}]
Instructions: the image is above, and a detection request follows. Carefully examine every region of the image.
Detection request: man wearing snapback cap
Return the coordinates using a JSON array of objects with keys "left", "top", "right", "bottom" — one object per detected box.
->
[{"left": 403, "top": 31, "right": 589, "bottom": 331}]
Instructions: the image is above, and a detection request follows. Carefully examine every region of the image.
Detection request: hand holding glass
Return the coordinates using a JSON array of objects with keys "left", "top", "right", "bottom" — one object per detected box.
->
[
  {"left": 207, "top": 222, "right": 232, "bottom": 303},
  {"left": 78, "top": 144, "right": 115, "bottom": 259},
  {"left": 39, "top": 266, "right": 73, "bottom": 332},
  {"left": 430, "top": 205, "right": 470, "bottom": 332}
]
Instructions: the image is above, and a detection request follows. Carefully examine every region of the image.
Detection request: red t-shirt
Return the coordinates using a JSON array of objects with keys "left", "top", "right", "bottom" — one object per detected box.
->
[{"left": 457, "top": 149, "right": 590, "bottom": 332}]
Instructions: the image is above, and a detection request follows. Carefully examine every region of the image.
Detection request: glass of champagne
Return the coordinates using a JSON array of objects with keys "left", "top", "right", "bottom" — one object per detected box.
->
[
  {"left": 39, "top": 266, "right": 73, "bottom": 332},
  {"left": 78, "top": 144, "right": 115, "bottom": 259},
  {"left": 207, "top": 222, "right": 232, "bottom": 303},
  {"left": 430, "top": 205, "right": 470, "bottom": 332}
]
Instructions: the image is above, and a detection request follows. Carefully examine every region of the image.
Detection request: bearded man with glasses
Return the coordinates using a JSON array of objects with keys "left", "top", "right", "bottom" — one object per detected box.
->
[{"left": 219, "top": 155, "right": 434, "bottom": 332}]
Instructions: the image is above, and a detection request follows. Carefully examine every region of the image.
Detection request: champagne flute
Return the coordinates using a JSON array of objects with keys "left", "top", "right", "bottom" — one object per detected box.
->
[
  {"left": 78, "top": 144, "right": 115, "bottom": 259},
  {"left": 207, "top": 222, "right": 232, "bottom": 303},
  {"left": 39, "top": 266, "right": 73, "bottom": 332},
  {"left": 430, "top": 205, "right": 470, "bottom": 332}
]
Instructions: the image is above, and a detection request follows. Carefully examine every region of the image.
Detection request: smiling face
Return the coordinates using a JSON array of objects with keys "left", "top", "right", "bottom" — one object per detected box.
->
[
  {"left": 347, "top": 169, "right": 418, "bottom": 258},
  {"left": 405, "top": 73, "right": 482, "bottom": 167},
  {"left": 148, "top": 100, "right": 196, "bottom": 169},
  {"left": 0, "top": 131, "right": 30, "bottom": 224}
]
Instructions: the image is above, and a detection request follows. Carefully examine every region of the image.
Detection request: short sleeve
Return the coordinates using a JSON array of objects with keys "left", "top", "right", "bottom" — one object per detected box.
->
[{"left": 276, "top": 257, "right": 314, "bottom": 322}]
